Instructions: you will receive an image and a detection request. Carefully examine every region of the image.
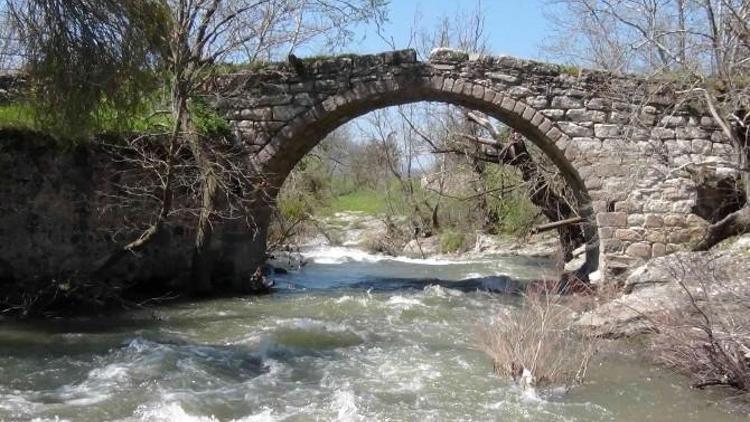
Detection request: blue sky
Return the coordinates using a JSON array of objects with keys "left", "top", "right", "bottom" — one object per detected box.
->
[{"left": 348, "top": 0, "right": 550, "bottom": 60}]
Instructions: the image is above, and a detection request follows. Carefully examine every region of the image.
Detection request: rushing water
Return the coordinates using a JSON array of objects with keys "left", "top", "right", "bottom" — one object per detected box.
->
[{"left": 0, "top": 246, "right": 745, "bottom": 421}]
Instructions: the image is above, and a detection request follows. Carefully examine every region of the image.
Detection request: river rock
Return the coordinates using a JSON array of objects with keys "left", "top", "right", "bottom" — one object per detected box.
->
[
  {"left": 402, "top": 236, "right": 440, "bottom": 258},
  {"left": 577, "top": 235, "right": 750, "bottom": 338},
  {"left": 575, "top": 282, "right": 686, "bottom": 338}
]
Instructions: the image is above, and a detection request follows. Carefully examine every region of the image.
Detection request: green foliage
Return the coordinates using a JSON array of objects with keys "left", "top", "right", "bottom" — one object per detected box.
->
[
  {"left": 558, "top": 64, "right": 582, "bottom": 77},
  {"left": 484, "top": 166, "right": 540, "bottom": 236},
  {"left": 495, "top": 195, "right": 539, "bottom": 235},
  {"left": 439, "top": 229, "right": 468, "bottom": 253},
  {"left": 302, "top": 53, "right": 360, "bottom": 63},
  {"left": 0, "top": 103, "right": 38, "bottom": 131},
  {"left": 278, "top": 192, "right": 314, "bottom": 221},
  {"left": 16, "top": 0, "right": 170, "bottom": 138},
  {"left": 190, "top": 97, "right": 232, "bottom": 139},
  {"left": 0, "top": 97, "right": 173, "bottom": 141}
]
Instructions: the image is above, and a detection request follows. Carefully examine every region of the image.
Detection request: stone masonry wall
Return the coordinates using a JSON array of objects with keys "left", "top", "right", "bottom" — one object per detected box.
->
[
  {"left": 0, "top": 131, "right": 195, "bottom": 286},
  {"left": 210, "top": 48, "right": 737, "bottom": 278}
]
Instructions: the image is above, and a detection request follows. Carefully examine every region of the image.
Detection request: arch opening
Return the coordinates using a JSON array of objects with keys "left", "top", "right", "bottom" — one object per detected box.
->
[{"left": 250, "top": 80, "right": 600, "bottom": 278}]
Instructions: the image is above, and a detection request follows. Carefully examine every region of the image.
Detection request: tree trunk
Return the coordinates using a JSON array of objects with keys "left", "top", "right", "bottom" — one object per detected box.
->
[
  {"left": 693, "top": 207, "right": 750, "bottom": 251},
  {"left": 463, "top": 114, "right": 587, "bottom": 263},
  {"left": 171, "top": 77, "right": 218, "bottom": 295},
  {"left": 502, "top": 136, "right": 585, "bottom": 261},
  {"left": 92, "top": 100, "right": 183, "bottom": 276},
  {"left": 181, "top": 105, "right": 219, "bottom": 295}
]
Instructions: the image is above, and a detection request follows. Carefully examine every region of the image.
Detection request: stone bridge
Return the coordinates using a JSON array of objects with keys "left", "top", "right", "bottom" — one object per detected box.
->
[{"left": 209, "top": 48, "right": 736, "bottom": 281}]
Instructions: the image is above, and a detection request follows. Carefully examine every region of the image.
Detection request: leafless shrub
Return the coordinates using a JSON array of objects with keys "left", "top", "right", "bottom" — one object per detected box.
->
[
  {"left": 649, "top": 254, "right": 750, "bottom": 392},
  {"left": 476, "top": 278, "right": 601, "bottom": 393}
]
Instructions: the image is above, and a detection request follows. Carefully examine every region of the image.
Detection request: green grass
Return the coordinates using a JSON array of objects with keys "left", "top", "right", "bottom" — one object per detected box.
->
[
  {"left": 0, "top": 95, "right": 231, "bottom": 141},
  {"left": 322, "top": 190, "right": 386, "bottom": 215},
  {"left": 558, "top": 64, "right": 582, "bottom": 77},
  {"left": 0, "top": 104, "right": 39, "bottom": 131}
]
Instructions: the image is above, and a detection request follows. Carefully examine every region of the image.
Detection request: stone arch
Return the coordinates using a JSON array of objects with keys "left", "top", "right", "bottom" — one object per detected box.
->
[{"left": 251, "top": 75, "right": 600, "bottom": 276}]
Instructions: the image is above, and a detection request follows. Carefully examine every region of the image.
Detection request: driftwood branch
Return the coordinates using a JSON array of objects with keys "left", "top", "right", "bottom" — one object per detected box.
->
[{"left": 531, "top": 216, "right": 585, "bottom": 234}]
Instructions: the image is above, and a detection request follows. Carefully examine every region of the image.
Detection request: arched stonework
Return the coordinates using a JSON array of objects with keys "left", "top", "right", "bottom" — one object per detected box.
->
[{"left": 209, "top": 49, "right": 736, "bottom": 282}]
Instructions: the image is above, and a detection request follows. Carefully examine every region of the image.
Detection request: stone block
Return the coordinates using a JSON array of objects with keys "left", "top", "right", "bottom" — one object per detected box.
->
[
  {"left": 615, "top": 229, "right": 642, "bottom": 241},
  {"left": 645, "top": 230, "right": 666, "bottom": 243},
  {"left": 567, "top": 108, "right": 607, "bottom": 123},
  {"left": 528, "top": 96, "right": 548, "bottom": 108},
  {"left": 660, "top": 115, "right": 685, "bottom": 127},
  {"left": 599, "top": 227, "right": 615, "bottom": 239},
  {"left": 663, "top": 213, "right": 686, "bottom": 227},
  {"left": 574, "top": 137, "right": 602, "bottom": 152},
  {"left": 652, "top": 243, "right": 667, "bottom": 257},
  {"left": 613, "top": 201, "right": 637, "bottom": 213},
  {"left": 651, "top": 127, "right": 675, "bottom": 139},
  {"left": 667, "top": 229, "right": 692, "bottom": 244},
  {"left": 671, "top": 200, "right": 694, "bottom": 213},
  {"left": 596, "top": 212, "right": 628, "bottom": 228},
  {"left": 558, "top": 122, "right": 593, "bottom": 137},
  {"left": 546, "top": 127, "right": 563, "bottom": 142},
  {"left": 531, "top": 112, "right": 544, "bottom": 126},
  {"left": 602, "top": 239, "right": 623, "bottom": 253},
  {"left": 586, "top": 98, "right": 608, "bottom": 110},
  {"left": 627, "top": 214, "right": 645, "bottom": 226},
  {"left": 626, "top": 242, "right": 652, "bottom": 258},
  {"left": 501, "top": 97, "right": 516, "bottom": 112},
  {"left": 522, "top": 106, "right": 536, "bottom": 120},
  {"left": 472, "top": 85, "right": 485, "bottom": 99},
  {"left": 644, "top": 214, "right": 664, "bottom": 228},
  {"left": 508, "top": 86, "right": 532, "bottom": 97},
  {"left": 551, "top": 96, "right": 583, "bottom": 109},
  {"left": 487, "top": 72, "right": 518, "bottom": 83},
  {"left": 686, "top": 214, "right": 708, "bottom": 226},
  {"left": 643, "top": 201, "right": 671, "bottom": 213},
  {"left": 240, "top": 107, "right": 272, "bottom": 120},
  {"left": 272, "top": 106, "right": 302, "bottom": 121},
  {"left": 677, "top": 126, "right": 708, "bottom": 139},
  {"left": 594, "top": 124, "right": 621, "bottom": 138},
  {"left": 691, "top": 139, "right": 712, "bottom": 154},
  {"left": 541, "top": 109, "right": 564, "bottom": 120}
]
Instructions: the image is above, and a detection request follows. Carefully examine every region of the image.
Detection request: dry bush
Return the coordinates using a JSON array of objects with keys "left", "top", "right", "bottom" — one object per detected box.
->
[
  {"left": 649, "top": 255, "right": 750, "bottom": 392},
  {"left": 477, "top": 278, "right": 600, "bottom": 392}
]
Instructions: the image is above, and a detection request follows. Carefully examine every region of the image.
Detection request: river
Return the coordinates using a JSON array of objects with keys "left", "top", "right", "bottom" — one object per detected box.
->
[{"left": 0, "top": 245, "right": 745, "bottom": 421}]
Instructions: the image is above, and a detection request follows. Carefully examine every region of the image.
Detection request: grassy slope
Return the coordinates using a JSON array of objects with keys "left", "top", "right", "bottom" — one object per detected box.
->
[{"left": 320, "top": 190, "right": 386, "bottom": 215}]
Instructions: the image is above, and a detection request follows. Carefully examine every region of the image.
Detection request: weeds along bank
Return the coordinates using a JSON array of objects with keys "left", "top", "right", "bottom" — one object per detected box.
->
[{"left": 477, "top": 234, "right": 750, "bottom": 400}]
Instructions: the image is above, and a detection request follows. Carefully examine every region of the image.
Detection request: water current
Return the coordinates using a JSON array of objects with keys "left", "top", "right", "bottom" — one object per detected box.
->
[{"left": 0, "top": 246, "right": 744, "bottom": 421}]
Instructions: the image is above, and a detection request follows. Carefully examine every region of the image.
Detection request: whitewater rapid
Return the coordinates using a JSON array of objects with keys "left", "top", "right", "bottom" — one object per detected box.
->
[{"left": 0, "top": 245, "right": 744, "bottom": 421}]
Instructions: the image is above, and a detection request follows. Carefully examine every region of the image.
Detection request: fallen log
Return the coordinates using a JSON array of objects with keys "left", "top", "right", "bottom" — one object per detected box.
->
[
  {"left": 531, "top": 216, "right": 585, "bottom": 235},
  {"left": 693, "top": 207, "right": 750, "bottom": 251}
]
